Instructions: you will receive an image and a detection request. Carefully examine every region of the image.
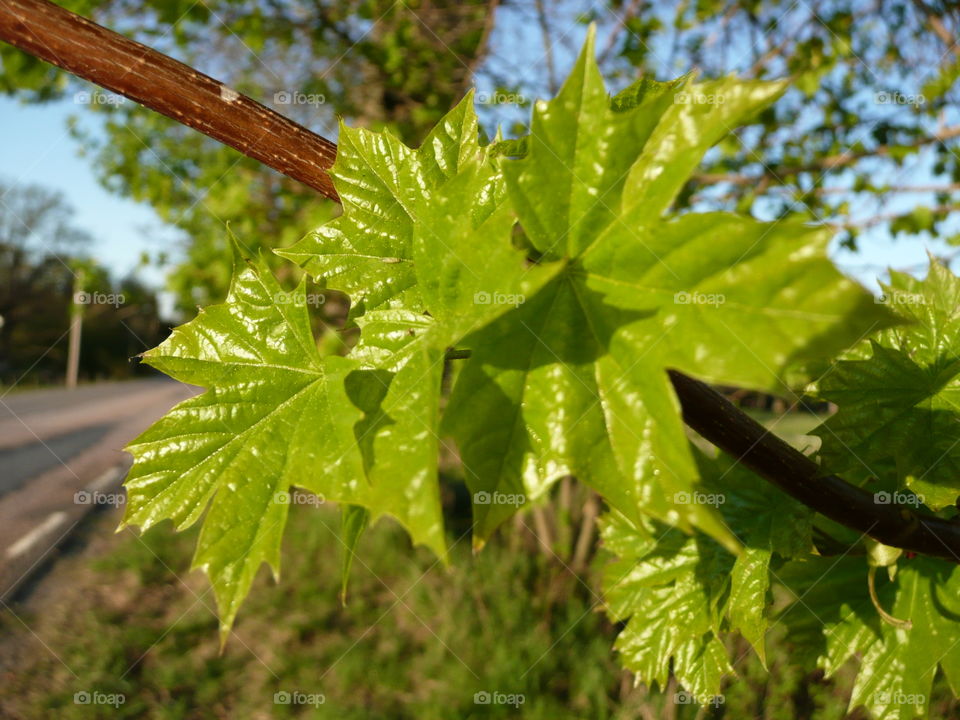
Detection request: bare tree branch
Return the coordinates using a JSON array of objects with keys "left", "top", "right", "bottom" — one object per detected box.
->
[{"left": 0, "top": 0, "right": 339, "bottom": 200}]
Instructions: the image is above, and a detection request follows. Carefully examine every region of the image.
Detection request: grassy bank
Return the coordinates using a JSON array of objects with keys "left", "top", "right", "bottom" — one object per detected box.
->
[{"left": 2, "top": 499, "right": 957, "bottom": 719}]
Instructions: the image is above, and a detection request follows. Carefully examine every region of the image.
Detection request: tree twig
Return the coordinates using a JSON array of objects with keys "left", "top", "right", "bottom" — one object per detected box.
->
[
  {"left": 692, "top": 125, "right": 960, "bottom": 187},
  {"left": 667, "top": 369, "right": 960, "bottom": 562},
  {"left": 0, "top": 0, "right": 339, "bottom": 200}
]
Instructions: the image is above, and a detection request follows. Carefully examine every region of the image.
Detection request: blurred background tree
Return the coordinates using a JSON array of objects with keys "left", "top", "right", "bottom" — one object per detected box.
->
[
  {"left": 0, "top": 179, "right": 166, "bottom": 384},
  {"left": 592, "top": 0, "right": 960, "bottom": 257}
]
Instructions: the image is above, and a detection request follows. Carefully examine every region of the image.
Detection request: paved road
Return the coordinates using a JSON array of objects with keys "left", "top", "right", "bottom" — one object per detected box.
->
[{"left": 0, "top": 377, "right": 198, "bottom": 599}]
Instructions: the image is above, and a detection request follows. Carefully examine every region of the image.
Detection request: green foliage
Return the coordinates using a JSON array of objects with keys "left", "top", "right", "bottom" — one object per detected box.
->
[
  {"left": 20, "top": 502, "right": 951, "bottom": 719},
  {"left": 601, "top": 450, "right": 813, "bottom": 697},
  {"left": 119, "top": 31, "right": 960, "bottom": 719},
  {"left": 813, "top": 259, "right": 960, "bottom": 509},
  {"left": 778, "top": 556, "right": 960, "bottom": 720},
  {"left": 445, "top": 32, "right": 887, "bottom": 545},
  {"left": 123, "top": 250, "right": 369, "bottom": 640}
]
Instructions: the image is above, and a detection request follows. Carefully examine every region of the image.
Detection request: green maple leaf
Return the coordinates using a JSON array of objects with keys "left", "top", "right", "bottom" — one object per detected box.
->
[
  {"left": 444, "top": 29, "right": 891, "bottom": 545},
  {"left": 338, "top": 504, "right": 369, "bottom": 604},
  {"left": 601, "top": 511, "right": 733, "bottom": 700},
  {"left": 123, "top": 30, "right": 900, "bottom": 652},
  {"left": 779, "top": 556, "right": 960, "bottom": 720},
  {"left": 813, "top": 259, "right": 960, "bottom": 509},
  {"left": 339, "top": 137, "right": 560, "bottom": 564},
  {"left": 125, "top": 237, "right": 527, "bottom": 635},
  {"left": 696, "top": 452, "right": 813, "bottom": 665},
  {"left": 123, "top": 250, "right": 370, "bottom": 639},
  {"left": 278, "top": 93, "right": 486, "bottom": 318},
  {"left": 124, "top": 94, "right": 561, "bottom": 635},
  {"left": 600, "top": 449, "right": 812, "bottom": 692}
]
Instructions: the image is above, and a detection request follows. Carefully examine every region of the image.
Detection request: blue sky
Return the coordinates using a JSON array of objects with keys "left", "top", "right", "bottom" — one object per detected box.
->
[{"left": 0, "top": 95, "right": 179, "bottom": 291}]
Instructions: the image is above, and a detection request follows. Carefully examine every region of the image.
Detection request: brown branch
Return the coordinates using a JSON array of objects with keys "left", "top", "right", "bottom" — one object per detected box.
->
[
  {"left": 691, "top": 183, "right": 960, "bottom": 208},
  {"left": 694, "top": 125, "right": 960, "bottom": 187},
  {"left": 597, "top": 0, "right": 643, "bottom": 65},
  {"left": 534, "top": 0, "right": 557, "bottom": 95},
  {"left": 0, "top": 0, "right": 339, "bottom": 200},
  {"left": 828, "top": 203, "right": 960, "bottom": 230},
  {"left": 910, "top": 0, "right": 959, "bottom": 53},
  {"left": 668, "top": 369, "right": 960, "bottom": 562},
  {"left": 4, "top": 0, "right": 960, "bottom": 561}
]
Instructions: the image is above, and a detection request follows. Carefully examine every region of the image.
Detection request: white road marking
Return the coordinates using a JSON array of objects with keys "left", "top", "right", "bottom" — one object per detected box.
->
[
  {"left": 6, "top": 511, "right": 69, "bottom": 559},
  {"left": 87, "top": 465, "right": 123, "bottom": 494}
]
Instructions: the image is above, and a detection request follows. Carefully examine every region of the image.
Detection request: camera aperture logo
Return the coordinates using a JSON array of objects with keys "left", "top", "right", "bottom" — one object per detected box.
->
[
  {"left": 475, "top": 91, "right": 526, "bottom": 105},
  {"left": 873, "top": 690, "right": 925, "bottom": 707},
  {"left": 473, "top": 291, "right": 525, "bottom": 307},
  {"left": 874, "top": 292, "right": 925, "bottom": 306},
  {"left": 274, "top": 690, "right": 325, "bottom": 707},
  {"left": 674, "top": 291, "right": 725, "bottom": 306},
  {"left": 873, "top": 490, "right": 924, "bottom": 507},
  {"left": 274, "top": 91, "right": 326, "bottom": 107},
  {"left": 274, "top": 490, "right": 325, "bottom": 507},
  {"left": 273, "top": 291, "right": 326, "bottom": 307},
  {"left": 74, "top": 691, "right": 125, "bottom": 707},
  {"left": 74, "top": 291, "right": 125, "bottom": 307},
  {"left": 74, "top": 90, "right": 125, "bottom": 106},
  {"left": 74, "top": 489, "right": 125, "bottom": 507},
  {"left": 874, "top": 91, "right": 925, "bottom": 107},
  {"left": 474, "top": 691, "right": 525, "bottom": 708},
  {"left": 674, "top": 92, "right": 726, "bottom": 105},
  {"left": 675, "top": 690, "right": 724, "bottom": 707},
  {"left": 673, "top": 491, "right": 725, "bottom": 507},
  {"left": 473, "top": 490, "right": 525, "bottom": 507}
]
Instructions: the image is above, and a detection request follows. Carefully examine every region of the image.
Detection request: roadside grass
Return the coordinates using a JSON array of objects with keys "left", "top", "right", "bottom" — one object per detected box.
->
[
  {"left": 2, "top": 490, "right": 958, "bottom": 718},
  {"left": 1, "top": 503, "right": 632, "bottom": 719}
]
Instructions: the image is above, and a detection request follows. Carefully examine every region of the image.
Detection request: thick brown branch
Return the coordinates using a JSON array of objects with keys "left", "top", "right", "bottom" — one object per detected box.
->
[
  {"left": 0, "top": 0, "right": 339, "bottom": 200},
  {"left": 667, "top": 369, "right": 960, "bottom": 562},
  {"left": 5, "top": 0, "right": 960, "bottom": 561}
]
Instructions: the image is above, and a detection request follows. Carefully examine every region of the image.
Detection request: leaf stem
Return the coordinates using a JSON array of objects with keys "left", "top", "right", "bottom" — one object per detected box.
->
[{"left": 867, "top": 566, "right": 913, "bottom": 629}]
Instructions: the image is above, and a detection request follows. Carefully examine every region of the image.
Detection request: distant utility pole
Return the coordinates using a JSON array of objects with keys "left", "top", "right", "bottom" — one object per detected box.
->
[{"left": 66, "top": 269, "right": 84, "bottom": 389}]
